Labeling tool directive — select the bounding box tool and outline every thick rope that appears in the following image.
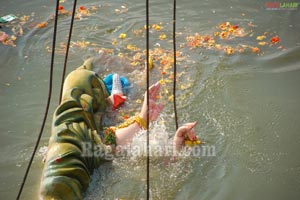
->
[173,0,179,130]
[16,0,60,199]
[145,0,150,199]
[59,0,78,104]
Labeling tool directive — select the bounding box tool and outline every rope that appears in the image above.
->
[57,0,96,169]
[145,0,150,199]
[172,0,179,130]
[16,0,60,199]
[144,0,179,198]
[59,0,78,104]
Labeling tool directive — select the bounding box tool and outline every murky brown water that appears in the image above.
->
[1,0,300,199]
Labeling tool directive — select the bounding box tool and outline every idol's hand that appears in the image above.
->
[139,82,164,122]
[173,122,198,150]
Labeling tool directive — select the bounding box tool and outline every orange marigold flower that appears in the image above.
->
[251,47,260,53]
[123,115,130,120]
[270,36,280,44]
[214,32,220,36]
[36,22,48,28]
[225,46,234,55]
[220,31,228,39]
[0,31,8,42]
[218,22,230,30]
[160,59,168,65]
[232,25,239,29]
[79,6,86,10]
[203,36,210,42]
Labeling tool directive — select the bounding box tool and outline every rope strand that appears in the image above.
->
[146,0,150,199]
[173,0,179,130]
[59,0,78,104]
[16,0,60,199]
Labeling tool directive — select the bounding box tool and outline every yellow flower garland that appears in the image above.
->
[103,115,147,146]
[117,115,147,130]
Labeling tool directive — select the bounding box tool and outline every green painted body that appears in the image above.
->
[39,60,110,200]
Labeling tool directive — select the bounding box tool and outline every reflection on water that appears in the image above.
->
[0,0,300,199]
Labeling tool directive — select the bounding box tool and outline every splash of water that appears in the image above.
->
[85,120,198,199]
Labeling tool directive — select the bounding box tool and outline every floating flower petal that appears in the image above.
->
[256,35,266,41]
[36,22,48,28]
[271,36,280,44]
[251,47,260,53]
[258,41,267,46]
[159,33,167,40]
[119,33,127,39]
